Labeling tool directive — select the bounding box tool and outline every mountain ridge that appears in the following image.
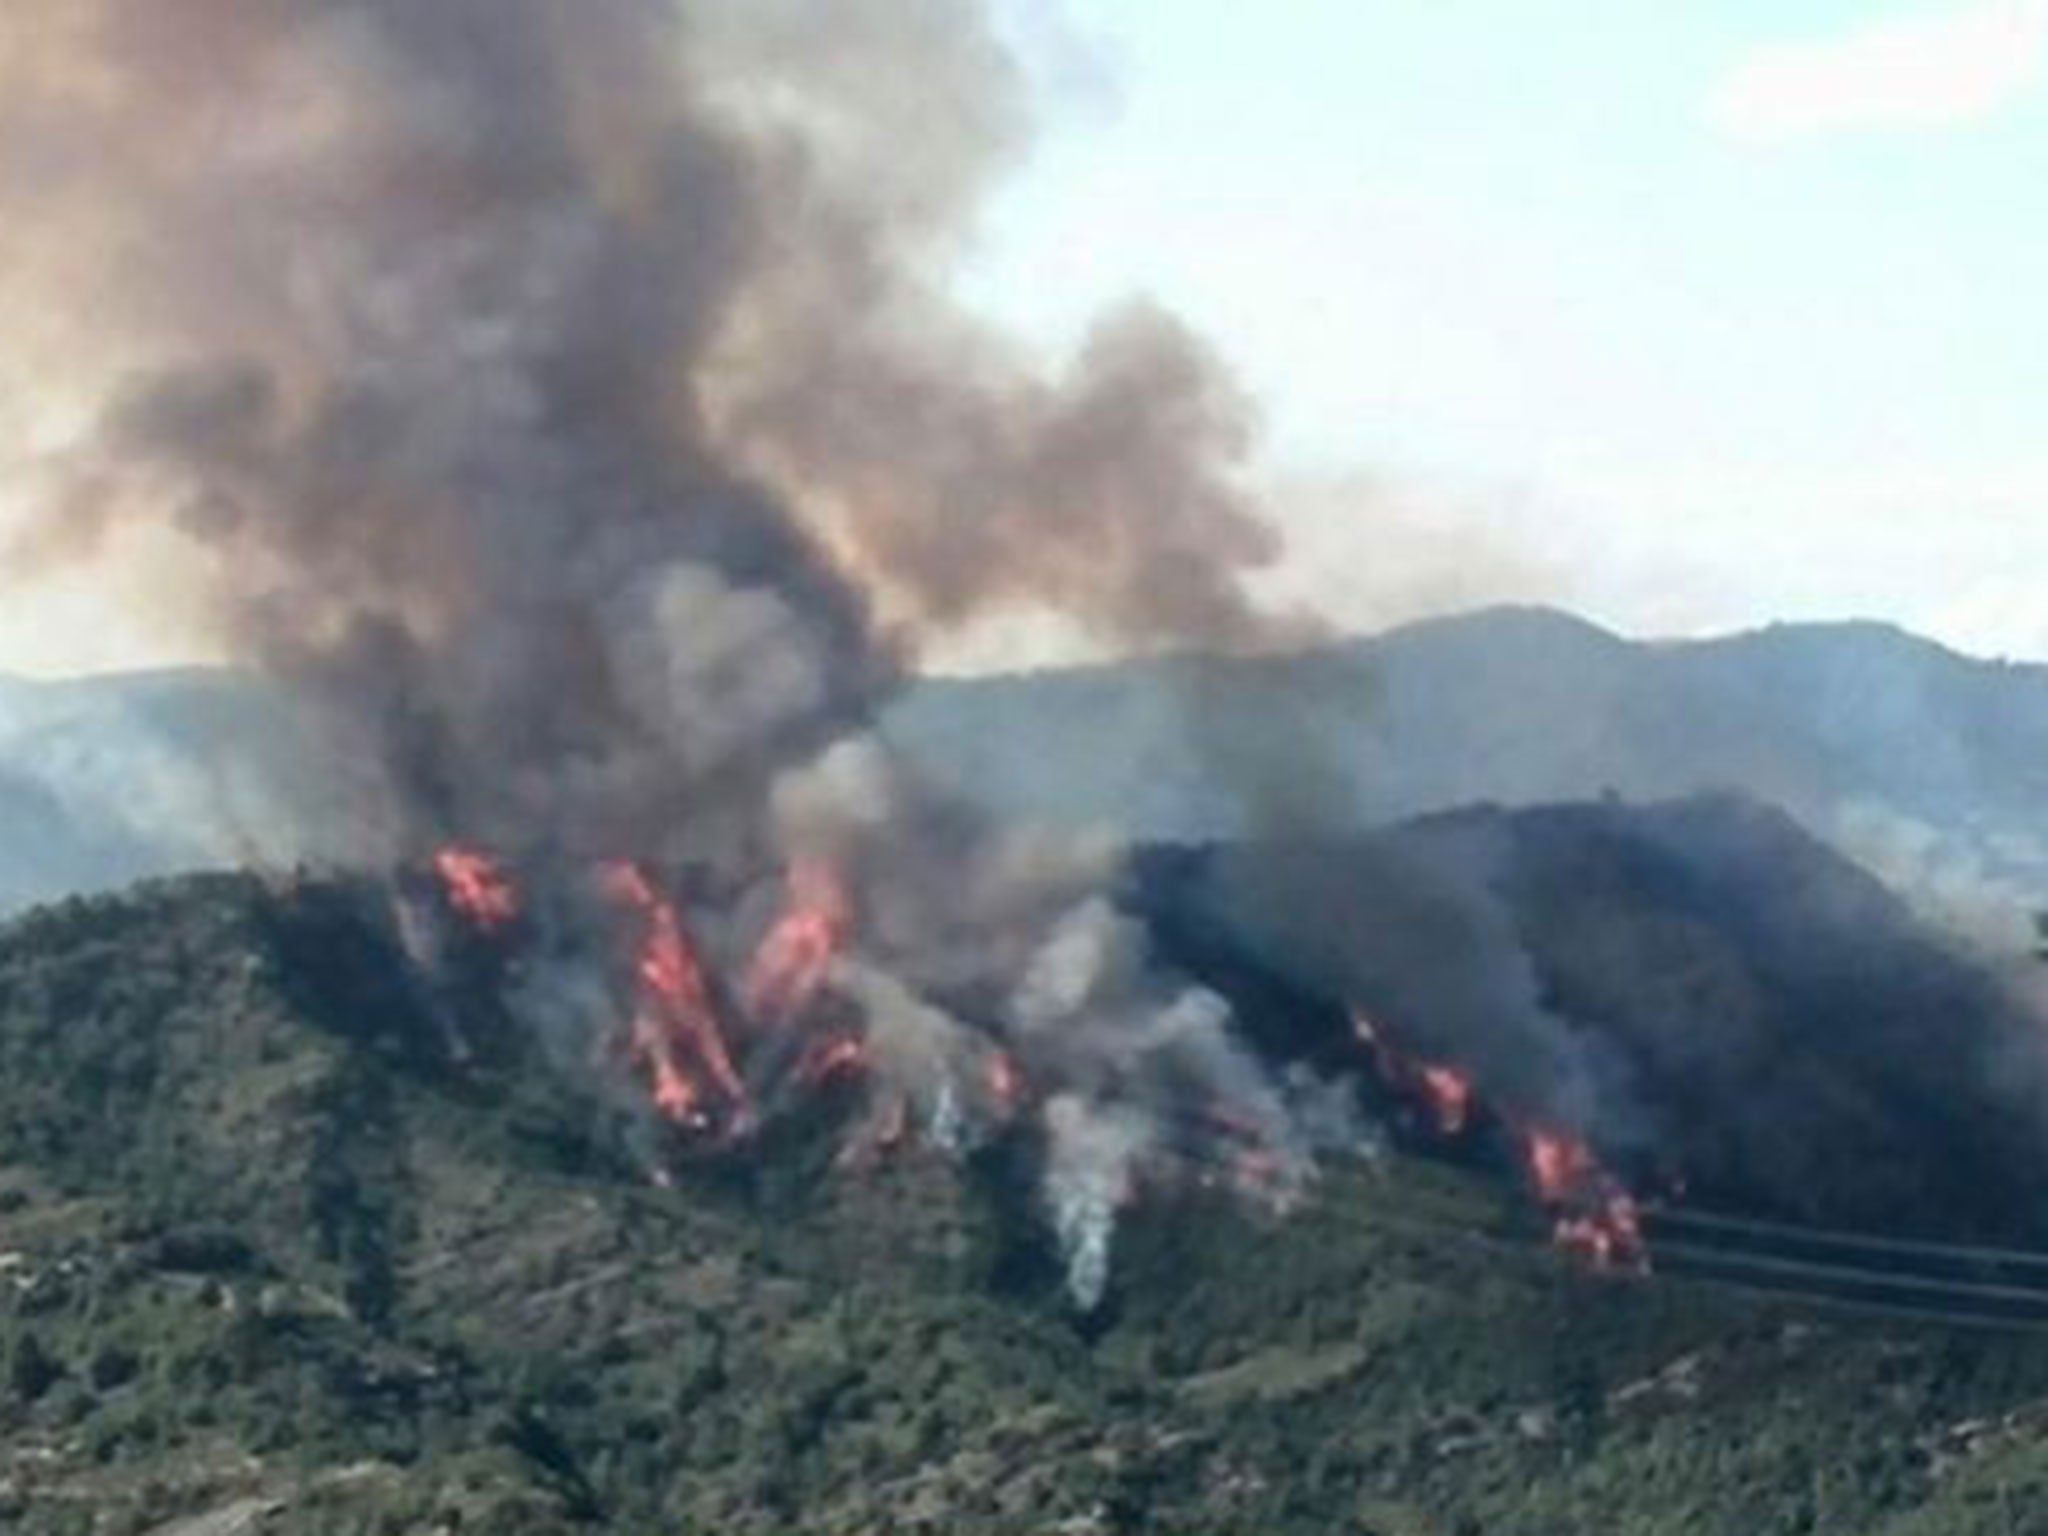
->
[6,606,2048,920]
[887,607,2048,874]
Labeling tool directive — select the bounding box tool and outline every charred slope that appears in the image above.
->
[9,874,2048,1534]
[1138,793,2048,1246]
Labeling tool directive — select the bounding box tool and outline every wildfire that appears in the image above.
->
[1519,1126,1647,1275]
[433,846,519,932]
[423,848,1652,1283]
[744,859,852,1022]
[1418,1063,1474,1136]
[1351,1009,1475,1138]
[1522,1125,1592,1201]
[425,846,865,1143]
[600,860,751,1135]
[1353,1010,1649,1275]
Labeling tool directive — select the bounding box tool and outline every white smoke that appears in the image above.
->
[1043,1093,1153,1310]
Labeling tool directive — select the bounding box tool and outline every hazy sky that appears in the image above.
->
[5,1,2048,674]
[966,0,2048,661]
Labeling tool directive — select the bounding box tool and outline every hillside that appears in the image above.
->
[8,872,2048,1533]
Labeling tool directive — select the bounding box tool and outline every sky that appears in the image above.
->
[5,1,2048,674]
[964,0,2048,662]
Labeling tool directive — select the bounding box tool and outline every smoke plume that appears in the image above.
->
[0,0,1341,1304]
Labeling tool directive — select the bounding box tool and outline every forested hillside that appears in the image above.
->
[4,875,2048,1534]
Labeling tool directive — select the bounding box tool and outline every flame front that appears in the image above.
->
[1354,1009,1649,1274]
[428,847,860,1144]
[744,859,852,1023]
[1417,1063,1474,1136]
[1352,1010,1475,1139]
[424,846,1654,1289]
[601,860,751,1136]
[1520,1126,1647,1275]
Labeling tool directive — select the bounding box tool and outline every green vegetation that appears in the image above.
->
[4,875,2048,1533]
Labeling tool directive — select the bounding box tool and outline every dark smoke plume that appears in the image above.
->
[0,0,1335,1304]
[1,0,1295,861]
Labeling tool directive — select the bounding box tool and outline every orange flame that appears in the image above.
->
[1351,1008,1474,1138]
[600,860,750,1134]
[1520,1125,1647,1275]
[1553,1211,1647,1271]
[1523,1127,1592,1202]
[1355,1010,1648,1274]
[744,859,852,1022]
[1418,1063,1474,1136]
[433,846,519,932]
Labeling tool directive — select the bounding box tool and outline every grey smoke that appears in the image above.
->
[1828,800,2048,960]
[1198,818,1623,1138]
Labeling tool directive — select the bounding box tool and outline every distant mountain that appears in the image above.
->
[887,607,2048,927]
[0,668,333,914]
[7,607,2048,920]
